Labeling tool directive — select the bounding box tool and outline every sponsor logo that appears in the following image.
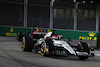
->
[79,32,97,40]
[88,32,95,37]
[10,27,14,32]
[6,32,17,36]
[6,27,17,36]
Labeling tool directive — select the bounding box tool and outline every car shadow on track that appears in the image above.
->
[43,55,99,62]
[44,55,81,61]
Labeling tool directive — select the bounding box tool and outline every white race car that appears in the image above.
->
[22,31,94,60]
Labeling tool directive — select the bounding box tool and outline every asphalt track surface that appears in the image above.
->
[0,36,100,67]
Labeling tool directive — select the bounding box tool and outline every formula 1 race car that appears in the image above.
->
[21,30,94,60]
[16,32,24,41]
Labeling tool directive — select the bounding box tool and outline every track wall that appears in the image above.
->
[0,26,97,40]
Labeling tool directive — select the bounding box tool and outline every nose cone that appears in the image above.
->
[54,40,76,55]
[61,41,76,55]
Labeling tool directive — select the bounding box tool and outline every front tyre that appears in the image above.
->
[77,42,90,60]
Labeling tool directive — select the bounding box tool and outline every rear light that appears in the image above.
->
[31,36,33,38]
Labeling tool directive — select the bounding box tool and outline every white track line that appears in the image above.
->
[95,54,100,56]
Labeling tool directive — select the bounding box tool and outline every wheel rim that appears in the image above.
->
[22,37,26,51]
[41,42,46,56]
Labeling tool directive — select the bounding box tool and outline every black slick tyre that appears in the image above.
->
[41,39,53,56]
[77,42,90,60]
[22,37,33,52]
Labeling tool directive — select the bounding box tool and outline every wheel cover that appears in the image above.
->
[41,42,46,56]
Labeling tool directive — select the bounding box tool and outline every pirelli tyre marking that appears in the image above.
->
[41,41,46,56]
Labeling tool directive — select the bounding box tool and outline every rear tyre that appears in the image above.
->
[22,37,34,52]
